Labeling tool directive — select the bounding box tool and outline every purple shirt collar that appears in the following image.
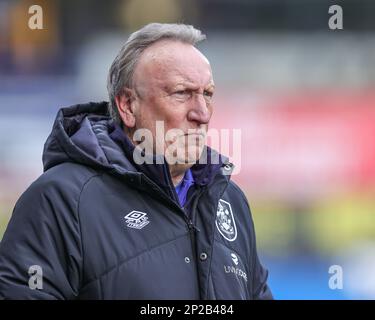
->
[175,169,195,207]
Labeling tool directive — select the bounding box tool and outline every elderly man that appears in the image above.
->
[0,23,272,300]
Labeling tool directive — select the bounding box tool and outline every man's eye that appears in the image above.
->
[173,90,191,100]
[175,90,189,95]
[203,90,214,99]
[203,90,214,101]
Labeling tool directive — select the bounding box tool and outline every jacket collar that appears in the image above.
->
[109,123,228,192]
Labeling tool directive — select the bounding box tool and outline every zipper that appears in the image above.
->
[183,185,206,299]
[183,207,200,263]
[185,213,200,298]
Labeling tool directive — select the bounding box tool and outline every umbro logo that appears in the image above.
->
[124,211,150,229]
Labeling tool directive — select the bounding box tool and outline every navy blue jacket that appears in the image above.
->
[0,102,272,300]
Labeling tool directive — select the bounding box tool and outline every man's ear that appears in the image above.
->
[115,88,137,128]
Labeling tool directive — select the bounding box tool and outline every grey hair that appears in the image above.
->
[107,23,206,124]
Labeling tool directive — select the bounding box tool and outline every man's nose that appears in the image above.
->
[187,93,212,124]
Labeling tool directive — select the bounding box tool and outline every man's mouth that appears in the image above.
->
[184,132,205,137]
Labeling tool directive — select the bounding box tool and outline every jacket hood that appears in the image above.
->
[42,101,136,173]
[43,101,232,187]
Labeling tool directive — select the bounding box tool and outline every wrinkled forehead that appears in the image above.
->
[133,40,214,88]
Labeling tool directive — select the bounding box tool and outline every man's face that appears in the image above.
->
[128,40,214,167]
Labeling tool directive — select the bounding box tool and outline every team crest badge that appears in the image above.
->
[215,199,237,241]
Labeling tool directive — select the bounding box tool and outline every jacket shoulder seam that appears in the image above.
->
[76,172,104,292]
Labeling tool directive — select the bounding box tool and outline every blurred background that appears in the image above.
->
[1,0,375,299]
